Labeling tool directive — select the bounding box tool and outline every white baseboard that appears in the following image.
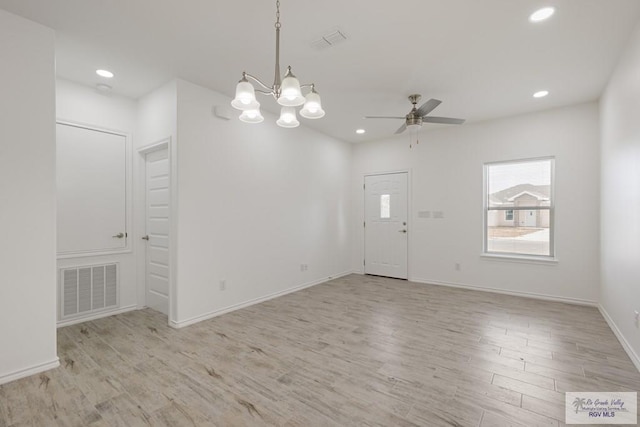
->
[410,277,598,307]
[57,304,138,328]
[170,271,354,329]
[0,358,60,386]
[598,304,640,372]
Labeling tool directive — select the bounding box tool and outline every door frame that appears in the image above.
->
[137,138,176,326]
[362,169,411,279]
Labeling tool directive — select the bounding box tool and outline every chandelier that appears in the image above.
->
[230,0,325,128]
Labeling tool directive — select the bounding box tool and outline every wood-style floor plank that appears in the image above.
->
[2,274,640,426]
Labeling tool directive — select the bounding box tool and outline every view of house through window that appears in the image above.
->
[485,158,554,257]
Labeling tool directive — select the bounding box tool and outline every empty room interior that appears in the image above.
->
[2,0,640,425]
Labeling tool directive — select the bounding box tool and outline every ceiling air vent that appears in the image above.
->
[310,28,348,50]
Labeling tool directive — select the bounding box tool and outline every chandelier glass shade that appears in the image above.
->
[278,69,306,107]
[300,87,325,119]
[231,78,260,111]
[276,106,300,128]
[239,107,264,124]
[231,0,324,127]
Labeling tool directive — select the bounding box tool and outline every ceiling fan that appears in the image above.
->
[365,94,465,135]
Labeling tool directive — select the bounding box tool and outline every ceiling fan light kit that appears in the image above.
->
[231,0,325,128]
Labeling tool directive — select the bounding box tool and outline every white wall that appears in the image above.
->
[352,102,601,304]
[136,80,177,150]
[135,80,177,320]
[57,79,137,132]
[600,22,640,367]
[172,79,352,327]
[55,79,139,323]
[0,10,58,384]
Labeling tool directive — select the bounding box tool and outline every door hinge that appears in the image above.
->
[363,259,366,266]
[363,183,365,190]
[363,221,366,228]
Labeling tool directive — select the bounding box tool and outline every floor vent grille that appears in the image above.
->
[61,263,118,318]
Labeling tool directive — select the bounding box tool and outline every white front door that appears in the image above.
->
[524,210,536,227]
[364,172,408,279]
[144,148,170,315]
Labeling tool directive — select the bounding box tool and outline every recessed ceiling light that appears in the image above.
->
[96,69,114,78]
[356,129,366,134]
[529,7,555,23]
[533,90,549,98]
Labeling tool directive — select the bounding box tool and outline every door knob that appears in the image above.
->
[398,229,407,233]
[141,235,149,241]
[112,232,125,239]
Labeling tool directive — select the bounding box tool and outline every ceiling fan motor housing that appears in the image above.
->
[406,112,422,127]
[406,94,423,126]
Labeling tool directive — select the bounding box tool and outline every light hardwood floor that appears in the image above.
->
[1,274,639,426]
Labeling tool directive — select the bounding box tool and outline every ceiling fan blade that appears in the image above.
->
[394,123,407,134]
[364,116,406,119]
[416,98,442,117]
[422,116,466,125]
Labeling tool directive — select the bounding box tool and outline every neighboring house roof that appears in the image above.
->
[489,184,550,205]
[507,190,549,202]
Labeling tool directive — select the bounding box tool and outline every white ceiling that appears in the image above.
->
[2,0,639,143]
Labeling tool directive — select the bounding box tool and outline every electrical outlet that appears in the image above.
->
[220,279,226,291]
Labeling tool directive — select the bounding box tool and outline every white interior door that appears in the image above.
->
[144,148,170,315]
[56,123,127,254]
[364,172,408,279]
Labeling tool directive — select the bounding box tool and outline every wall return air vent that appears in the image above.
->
[60,263,118,319]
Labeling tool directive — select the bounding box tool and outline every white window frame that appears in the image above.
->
[483,157,555,261]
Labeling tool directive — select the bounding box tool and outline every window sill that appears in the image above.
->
[480,253,558,265]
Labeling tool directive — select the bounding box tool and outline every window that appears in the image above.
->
[380,194,391,219]
[484,158,554,258]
